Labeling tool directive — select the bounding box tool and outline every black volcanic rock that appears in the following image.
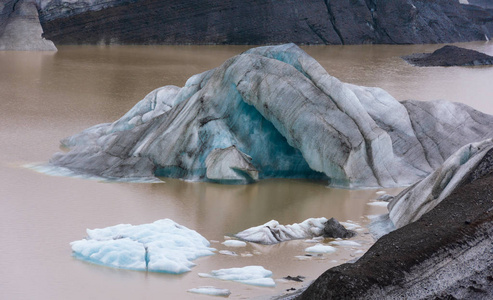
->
[298,172,493,300]
[323,218,356,239]
[403,45,493,66]
[37,0,489,45]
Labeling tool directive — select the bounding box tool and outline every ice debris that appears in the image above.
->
[367,201,390,207]
[305,244,337,254]
[329,240,362,247]
[70,219,215,274]
[188,286,232,297]
[198,266,276,287]
[219,250,238,256]
[221,240,247,247]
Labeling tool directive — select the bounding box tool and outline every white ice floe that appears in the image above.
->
[222,240,247,247]
[70,219,215,274]
[188,286,232,297]
[235,218,327,244]
[367,201,389,207]
[305,244,337,254]
[198,266,276,287]
[329,240,361,247]
[376,191,387,195]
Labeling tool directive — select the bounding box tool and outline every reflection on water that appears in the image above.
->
[1,41,492,300]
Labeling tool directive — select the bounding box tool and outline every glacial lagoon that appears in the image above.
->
[1,42,492,299]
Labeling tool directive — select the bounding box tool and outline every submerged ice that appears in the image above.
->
[188,286,232,297]
[198,266,276,287]
[48,44,493,188]
[70,219,215,273]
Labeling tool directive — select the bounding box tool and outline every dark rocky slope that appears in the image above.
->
[403,45,493,66]
[468,0,493,9]
[461,3,493,37]
[37,0,489,45]
[297,151,493,299]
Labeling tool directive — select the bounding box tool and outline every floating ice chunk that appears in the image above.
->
[222,240,247,247]
[376,191,387,195]
[198,266,276,287]
[188,286,232,297]
[241,253,253,257]
[219,250,238,256]
[304,239,322,243]
[295,255,312,260]
[367,201,389,207]
[70,219,215,274]
[330,240,362,247]
[305,244,337,254]
[235,218,327,244]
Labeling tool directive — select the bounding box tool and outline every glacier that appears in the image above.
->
[70,219,216,273]
[198,266,276,287]
[48,43,493,188]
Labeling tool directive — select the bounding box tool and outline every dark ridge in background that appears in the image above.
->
[38,0,490,45]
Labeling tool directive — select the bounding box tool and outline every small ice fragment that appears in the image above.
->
[305,244,337,253]
[219,250,238,256]
[330,240,361,247]
[376,191,386,195]
[224,236,231,240]
[295,255,311,260]
[222,240,247,247]
[304,239,320,243]
[188,286,231,297]
[339,222,361,231]
[198,266,275,287]
[367,201,389,207]
[241,253,253,257]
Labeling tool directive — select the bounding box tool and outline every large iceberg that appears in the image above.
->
[48,44,493,188]
[70,219,216,273]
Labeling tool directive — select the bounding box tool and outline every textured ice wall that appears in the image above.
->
[388,139,493,228]
[49,44,493,188]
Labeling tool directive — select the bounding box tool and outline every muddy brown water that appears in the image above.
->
[1,41,492,299]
